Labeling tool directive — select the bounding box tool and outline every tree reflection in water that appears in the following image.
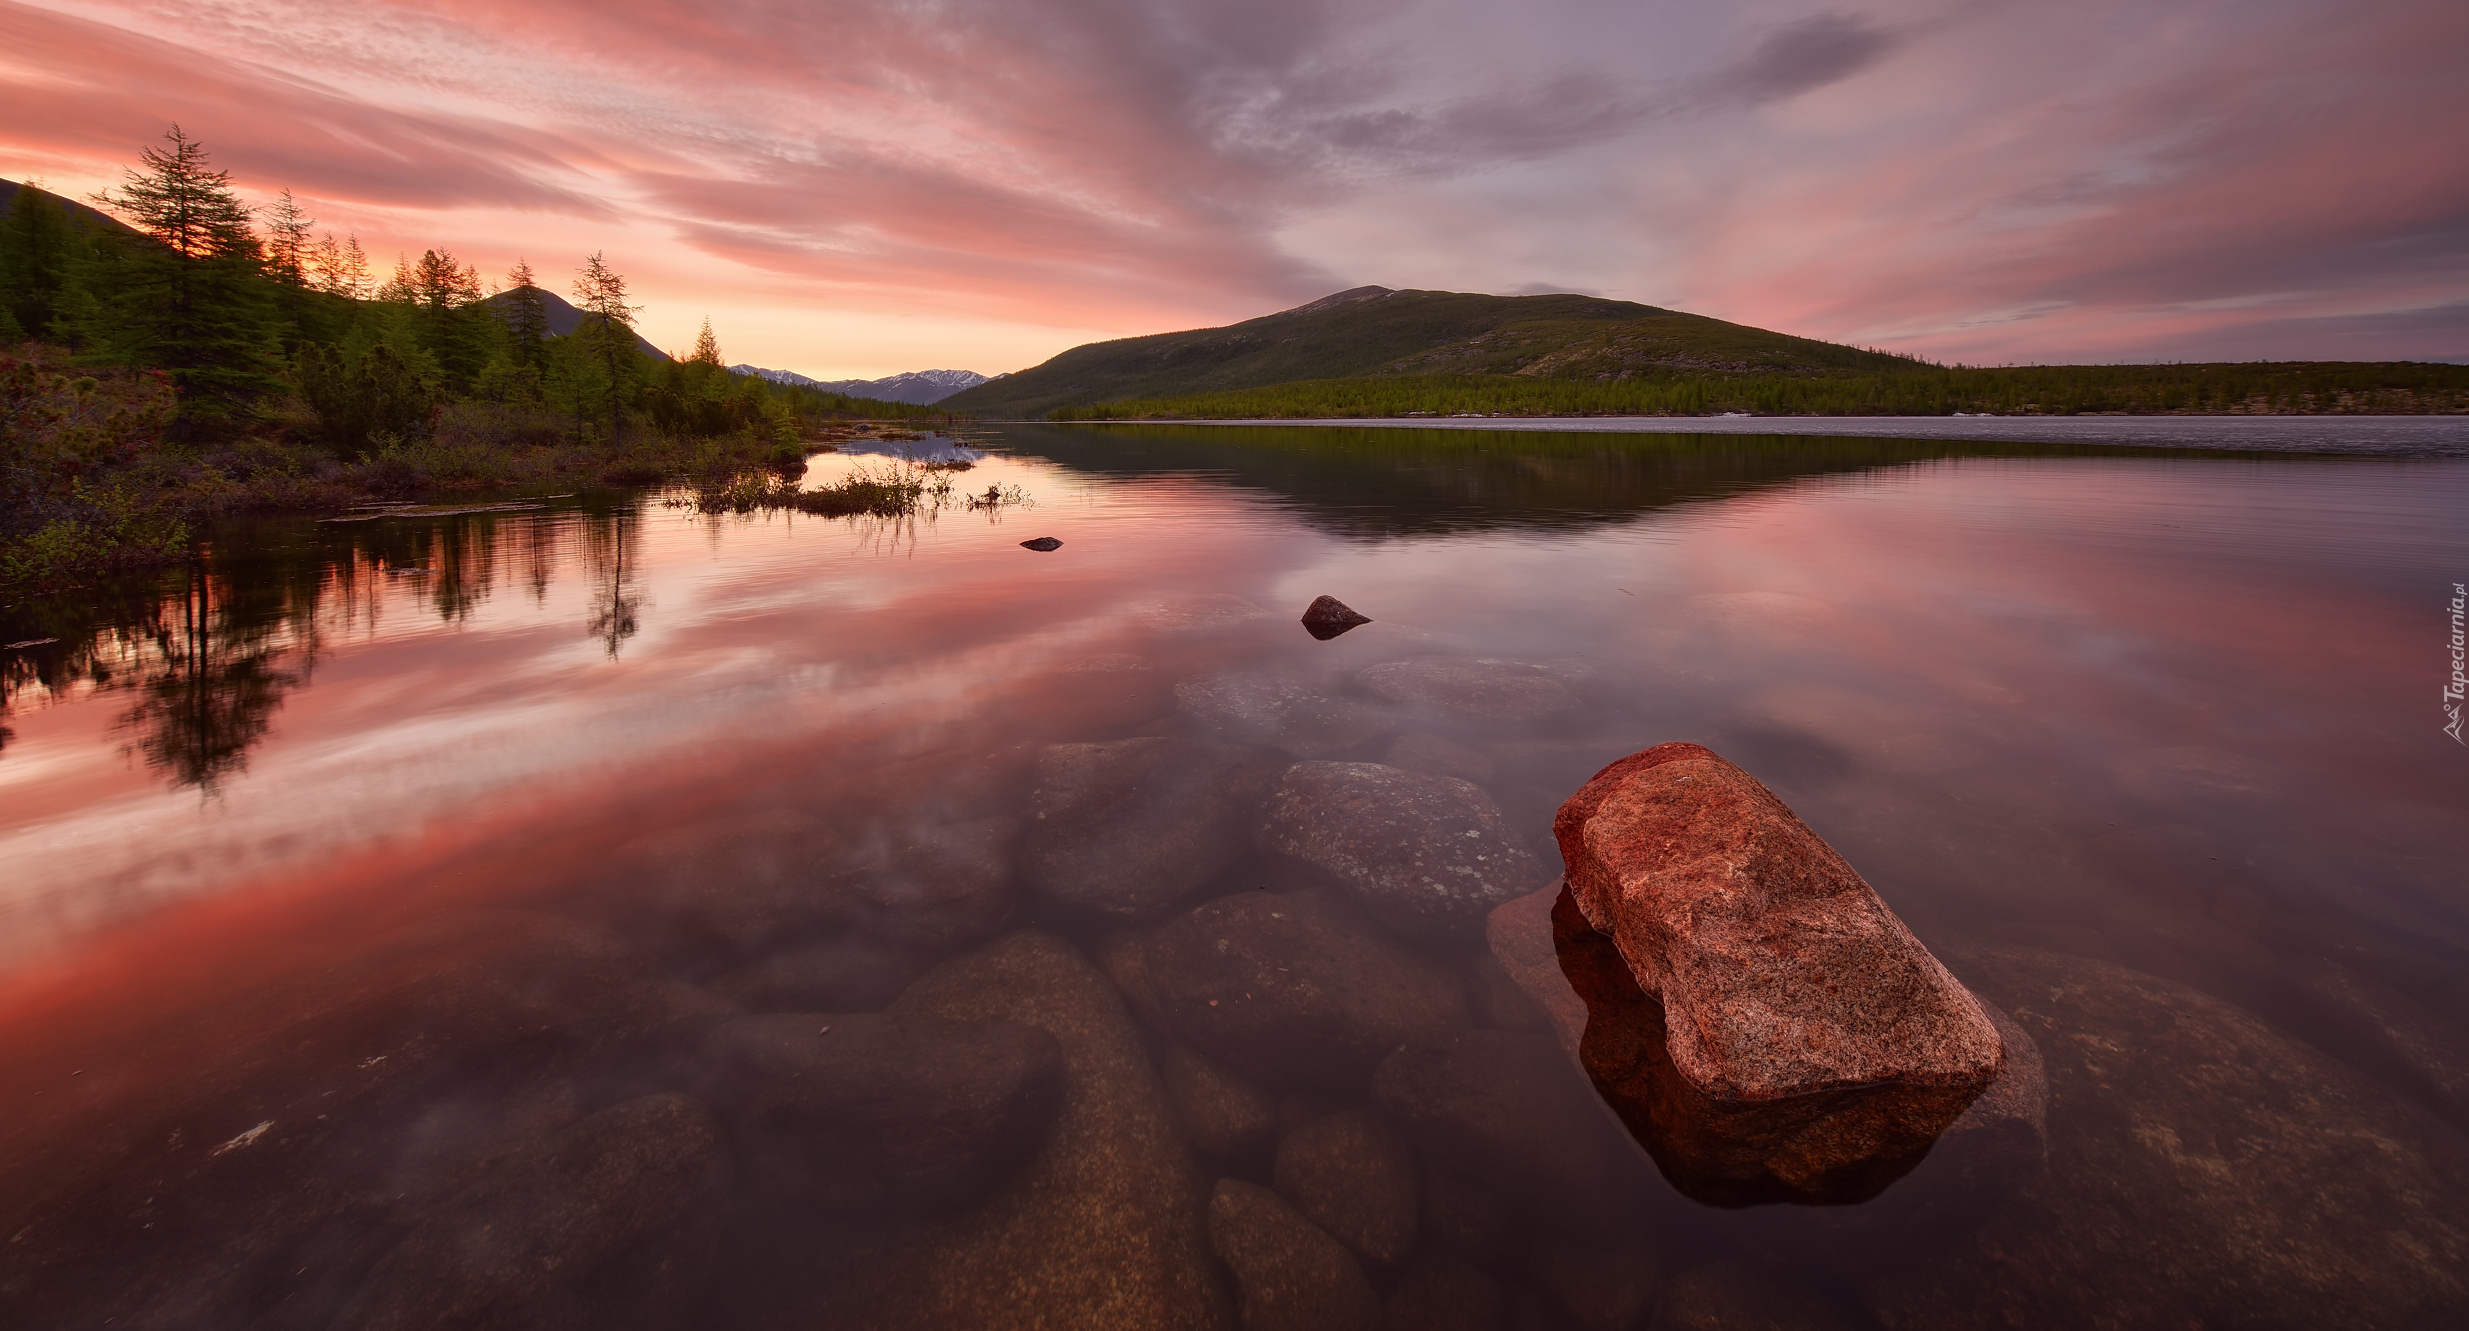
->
[1,496,648,791]
[116,557,318,793]
[584,505,643,657]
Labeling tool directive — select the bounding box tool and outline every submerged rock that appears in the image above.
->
[1652,1261,1862,1331]
[1485,881,1590,1059]
[1301,595,1374,640]
[706,934,937,1012]
[691,1011,1064,1214]
[598,809,853,956]
[1163,1042,1280,1160]
[1385,731,1497,783]
[1527,1237,1662,1331]
[1551,743,2003,1203]
[1865,943,2469,1330]
[1419,1165,1523,1268]
[834,815,1022,947]
[2288,955,2469,1121]
[1021,737,1280,919]
[822,931,1230,1330]
[1176,671,1391,757]
[1387,1252,1510,1331]
[1104,889,1471,1090]
[1372,1030,1645,1233]
[1355,658,1583,722]
[1208,1179,1385,1331]
[0,909,732,1331]
[331,1093,730,1331]
[1272,1109,1420,1266]
[1257,762,1543,943]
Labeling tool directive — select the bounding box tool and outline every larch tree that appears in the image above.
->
[259,189,315,334]
[308,233,371,300]
[261,190,313,287]
[572,252,641,445]
[688,317,721,367]
[500,259,551,369]
[87,125,281,421]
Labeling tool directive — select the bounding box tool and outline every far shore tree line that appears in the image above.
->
[1,126,936,597]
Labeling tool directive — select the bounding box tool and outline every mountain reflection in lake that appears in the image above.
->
[2,426,2465,1330]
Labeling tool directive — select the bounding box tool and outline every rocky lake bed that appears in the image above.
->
[3,425,2465,1327]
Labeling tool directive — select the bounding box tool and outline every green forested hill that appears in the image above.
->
[945,284,2469,420]
[940,286,1917,418]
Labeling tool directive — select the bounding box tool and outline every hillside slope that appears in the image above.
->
[1,179,145,239]
[480,288,669,360]
[939,286,1913,417]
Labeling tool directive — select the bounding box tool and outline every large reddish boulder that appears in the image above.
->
[1547,743,2006,1203]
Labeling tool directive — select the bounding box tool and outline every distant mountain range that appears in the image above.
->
[729,366,991,405]
[936,286,1915,418]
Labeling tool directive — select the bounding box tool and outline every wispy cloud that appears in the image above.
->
[3,0,2463,373]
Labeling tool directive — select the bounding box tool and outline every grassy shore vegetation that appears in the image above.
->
[1,127,941,600]
[1050,361,2469,421]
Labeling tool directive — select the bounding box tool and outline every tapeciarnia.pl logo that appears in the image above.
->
[2447,582,2466,744]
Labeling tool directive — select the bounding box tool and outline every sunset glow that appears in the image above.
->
[5,0,2465,376]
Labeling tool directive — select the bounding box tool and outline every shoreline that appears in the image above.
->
[1054,413,2469,457]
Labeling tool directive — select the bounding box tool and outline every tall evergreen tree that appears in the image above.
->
[1,182,84,341]
[688,317,721,367]
[499,259,550,370]
[259,188,316,338]
[261,189,313,287]
[87,126,282,420]
[308,232,369,299]
[572,252,640,445]
[403,247,488,387]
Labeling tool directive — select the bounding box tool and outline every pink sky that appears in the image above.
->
[4,0,2464,378]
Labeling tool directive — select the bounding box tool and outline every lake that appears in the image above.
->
[3,422,2466,1329]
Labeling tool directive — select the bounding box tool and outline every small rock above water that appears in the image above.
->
[1258,762,1543,943]
[1208,1179,1384,1331]
[691,1011,1064,1214]
[331,1093,730,1331]
[1356,658,1584,722]
[1020,536,1063,551]
[1021,737,1280,919]
[1552,743,2003,1200]
[1301,595,1374,640]
[1176,671,1391,756]
[1105,889,1471,1089]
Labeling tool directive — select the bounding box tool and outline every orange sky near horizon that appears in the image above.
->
[4,0,2466,379]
